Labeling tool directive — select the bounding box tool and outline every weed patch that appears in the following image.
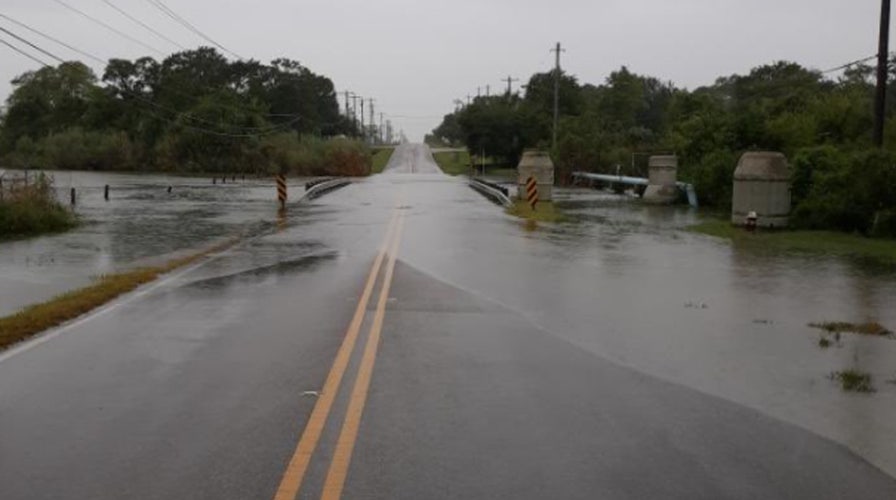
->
[809,321,893,337]
[829,369,875,393]
[507,200,567,223]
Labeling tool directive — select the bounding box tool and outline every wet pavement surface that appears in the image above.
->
[1,144,895,499]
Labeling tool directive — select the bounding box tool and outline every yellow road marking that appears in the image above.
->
[272,210,399,500]
[320,212,405,500]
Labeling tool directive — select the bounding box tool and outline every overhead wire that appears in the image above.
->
[3,11,306,124]
[51,0,166,56]
[821,55,878,74]
[0,36,50,66]
[0,28,304,138]
[99,0,186,50]
[143,0,242,59]
[0,12,106,65]
[0,25,65,63]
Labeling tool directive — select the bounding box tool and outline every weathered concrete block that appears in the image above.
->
[643,155,678,204]
[517,150,554,201]
[731,151,791,228]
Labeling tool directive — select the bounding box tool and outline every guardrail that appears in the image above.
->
[468,178,512,207]
[301,178,352,201]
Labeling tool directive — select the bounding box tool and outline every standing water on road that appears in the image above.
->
[399,177,896,477]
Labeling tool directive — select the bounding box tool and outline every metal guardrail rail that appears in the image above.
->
[468,178,512,207]
[300,178,352,201]
[571,171,698,208]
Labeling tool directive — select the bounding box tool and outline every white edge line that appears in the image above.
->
[0,253,221,364]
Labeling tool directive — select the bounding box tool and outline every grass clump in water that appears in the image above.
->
[0,239,234,351]
[507,200,567,223]
[809,321,893,337]
[0,174,77,239]
[829,369,875,393]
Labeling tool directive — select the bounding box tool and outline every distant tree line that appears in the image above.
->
[0,47,369,176]
[428,60,896,237]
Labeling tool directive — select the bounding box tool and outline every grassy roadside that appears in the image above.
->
[506,200,567,223]
[432,150,471,175]
[689,219,896,266]
[0,238,235,351]
[370,147,395,174]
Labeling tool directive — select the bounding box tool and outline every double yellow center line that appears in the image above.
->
[274,208,405,500]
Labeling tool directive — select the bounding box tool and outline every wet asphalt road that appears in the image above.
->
[1,144,896,499]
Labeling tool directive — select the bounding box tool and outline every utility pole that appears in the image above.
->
[874,0,891,147]
[477,86,481,98]
[486,84,490,97]
[368,98,375,143]
[350,93,359,134]
[379,112,384,143]
[466,94,472,105]
[551,41,565,150]
[344,91,350,119]
[503,75,519,95]
[360,98,365,140]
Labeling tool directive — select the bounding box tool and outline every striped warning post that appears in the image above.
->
[525,176,538,210]
[276,174,287,208]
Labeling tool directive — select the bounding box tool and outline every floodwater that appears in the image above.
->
[1,161,895,478]
[0,170,298,316]
[398,179,896,477]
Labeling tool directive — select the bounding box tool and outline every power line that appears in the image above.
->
[99,0,186,50]
[143,0,242,59]
[0,25,64,63]
[0,36,50,66]
[0,12,106,64]
[822,54,877,74]
[0,13,297,121]
[0,28,300,138]
[51,0,166,56]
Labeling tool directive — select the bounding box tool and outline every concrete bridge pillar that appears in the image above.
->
[732,151,791,228]
[643,155,678,204]
[517,150,554,201]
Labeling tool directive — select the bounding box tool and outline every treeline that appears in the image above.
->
[0,47,370,176]
[429,61,896,237]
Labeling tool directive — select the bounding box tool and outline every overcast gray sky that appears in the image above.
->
[0,0,890,140]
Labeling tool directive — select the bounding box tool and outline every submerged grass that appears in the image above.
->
[0,239,234,351]
[830,369,875,393]
[506,200,568,223]
[689,219,896,267]
[809,321,893,337]
[370,147,395,174]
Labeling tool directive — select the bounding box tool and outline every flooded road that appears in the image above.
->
[1,144,895,499]
[0,171,303,315]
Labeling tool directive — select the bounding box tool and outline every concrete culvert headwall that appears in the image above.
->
[517,150,554,201]
[643,155,678,204]
[731,151,791,228]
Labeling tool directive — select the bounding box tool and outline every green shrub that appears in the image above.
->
[792,149,896,236]
[680,149,737,208]
[790,146,847,205]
